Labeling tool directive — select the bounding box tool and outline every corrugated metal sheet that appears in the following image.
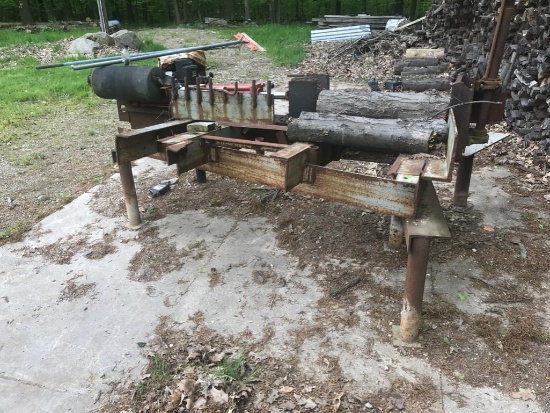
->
[311,25,371,43]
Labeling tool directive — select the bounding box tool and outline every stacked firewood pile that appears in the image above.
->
[419,0,550,147]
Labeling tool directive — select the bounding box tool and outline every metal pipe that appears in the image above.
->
[36,49,177,69]
[400,237,430,342]
[71,40,244,70]
[119,161,142,228]
[453,155,474,208]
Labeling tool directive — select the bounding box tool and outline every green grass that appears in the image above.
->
[0,29,166,139]
[210,353,260,385]
[215,24,310,66]
[0,28,91,47]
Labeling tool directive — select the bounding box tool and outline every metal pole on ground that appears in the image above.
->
[400,237,430,342]
[119,162,142,228]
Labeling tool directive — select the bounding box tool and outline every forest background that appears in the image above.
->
[2,0,433,27]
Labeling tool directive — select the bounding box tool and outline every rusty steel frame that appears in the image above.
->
[112,84,460,344]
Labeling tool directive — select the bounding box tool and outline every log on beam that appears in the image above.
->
[316,91,449,119]
[394,58,440,74]
[401,65,445,76]
[402,76,451,92]
[287,112,448,154]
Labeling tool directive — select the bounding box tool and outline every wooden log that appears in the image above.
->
[405,48,445,59]
[287,112,448,154]
[394,58,440,74]
[316,90,449,119]
[402,76,451,92]
[401,65,445,76]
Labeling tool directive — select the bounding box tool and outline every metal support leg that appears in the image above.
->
[400,237,430,342]
[388,215,404,250]
[195,169,207,183]
[119,161,142,228]
[453,155,474,208]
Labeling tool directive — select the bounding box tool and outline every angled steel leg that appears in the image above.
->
[119,161,143,228]
[453,155,474,208]
[400,237,430,342]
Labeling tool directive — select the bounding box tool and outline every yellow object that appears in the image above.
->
[158,50,206,70]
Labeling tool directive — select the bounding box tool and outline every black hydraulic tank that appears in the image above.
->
[89,66,167,103]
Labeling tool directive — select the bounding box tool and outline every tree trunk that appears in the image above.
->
[287,112,447,154]
[62,0,74,20]
[41,0,55,21]
[394,0,404,15]
[335,0,341,14]
[402,77,451,92]
[409,0,418,19]
[244,0,250,20]
[172,0,181,24]
[224,0,234,20]
[316,91,449,119]
[182,0,187,23]
[404,48,444,59]
[18,0,34,25]
[394,57,440,74]
[401,65,445,76]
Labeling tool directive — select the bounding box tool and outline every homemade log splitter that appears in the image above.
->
[86,1,514,343]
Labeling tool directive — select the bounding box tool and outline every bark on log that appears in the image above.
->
[405,48,445,59]
[394,58,440,74]
[401,65,445,76]
[316,90,449,119]
[287,112,448,154]
[402,76,451,92]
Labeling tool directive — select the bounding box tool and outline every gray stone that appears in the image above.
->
[111,29,140,49]
[82,31,115,46]
[68,38,99,56]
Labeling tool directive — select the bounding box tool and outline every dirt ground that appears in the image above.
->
[1,28,550,412]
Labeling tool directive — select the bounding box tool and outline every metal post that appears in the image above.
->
[96,0,109,33]
[400,237,430,342]
[453,155,474,208]
[388,215,404,250]
[119,162,142,228]
[195,169,207,183]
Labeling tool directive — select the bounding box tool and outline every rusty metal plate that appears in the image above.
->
[294,166,418,218]
[421,109,458,182]
[115,120,192,164]
[201,143,310,192]
[172,88,274,124]
[404,181,451,252]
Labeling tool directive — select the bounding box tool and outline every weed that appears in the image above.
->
[0,220,29,241]
[59,192,72,204]
[87,129,98,137]
[89,173,104,184]
[210,353,260,386]
[140,36,165,53]
[135,355,173,399]
[19,152,46,166]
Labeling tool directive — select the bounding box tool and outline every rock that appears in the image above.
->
[68,38,99,56]
[204,17,228,26]
[82,32,115,46]
[111,29,140,49]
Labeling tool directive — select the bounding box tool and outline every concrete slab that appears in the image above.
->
[0,159,546,412]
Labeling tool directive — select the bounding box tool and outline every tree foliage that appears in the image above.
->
[0,0,432,25]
